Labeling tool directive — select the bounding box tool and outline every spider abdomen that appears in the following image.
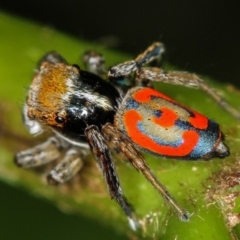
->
[115,87,229,160]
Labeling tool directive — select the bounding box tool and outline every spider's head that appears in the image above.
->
[25,60,121,142]
[26,62,77,129]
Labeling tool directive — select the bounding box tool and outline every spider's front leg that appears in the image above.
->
[102,123,190,222]
[15,136,67,168]
[135,68,240,119]
[15,135,85,184]
[85,125,139,230]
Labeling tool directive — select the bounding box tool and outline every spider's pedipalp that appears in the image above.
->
[47,147,84,185]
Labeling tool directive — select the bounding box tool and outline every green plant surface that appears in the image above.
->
[1,11,240,239]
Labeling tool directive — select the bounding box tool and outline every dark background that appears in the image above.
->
[1,0,240,86]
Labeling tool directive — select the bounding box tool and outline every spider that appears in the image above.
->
[15,42,239,230]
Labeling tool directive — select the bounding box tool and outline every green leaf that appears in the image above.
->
[1,11,240,239]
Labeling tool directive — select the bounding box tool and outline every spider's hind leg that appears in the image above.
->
[136,68,240,119]
[108,42,165,78]
[108,42,165,89]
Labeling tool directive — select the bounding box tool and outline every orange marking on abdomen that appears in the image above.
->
[153,107,178,128]
[189,111,208,130]
[124,109,199,157]
[133,88,173,103]
[133,88,209,130]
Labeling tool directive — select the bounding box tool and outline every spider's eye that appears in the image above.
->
[55,116,65,124]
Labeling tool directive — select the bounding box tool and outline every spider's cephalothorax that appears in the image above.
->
[27,59,121,143]
[15,43,239,230]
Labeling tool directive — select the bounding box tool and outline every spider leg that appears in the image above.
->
[102,123,190,222]
[14,136,69,168]
[108,42,165,90]
[85,125,139,230]
[47,147,85,185]
[37,51,68,67]
[136,67,240,119]
[82,50,107,76]
[108,42,165,78]
[135,42,165,68]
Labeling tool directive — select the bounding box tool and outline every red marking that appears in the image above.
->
[133,88,209,130]
[133,88,173,103]
[189,111,208,130]
[124,109,199,157]
[153,107,177,128]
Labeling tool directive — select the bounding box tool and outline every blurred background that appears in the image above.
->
[0,1,240,239]
[1,0,240,86]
